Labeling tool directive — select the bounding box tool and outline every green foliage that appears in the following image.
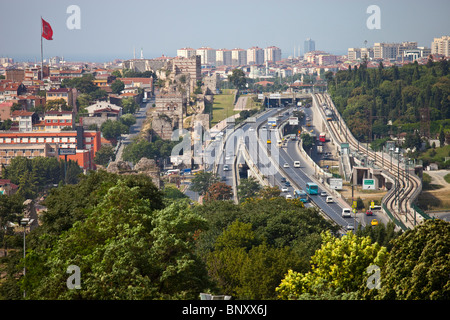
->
[121,136,179,164]
[328,59,450,141]
[206,221,303,299]
[2,157,82,198]
[22,182,209,299]
[110,79,124,94]
[93,145,115,166]
[100,119,129,140]
[378,219,450,300]
[237,177,261,201]
[300,133,314,151]
[228,69,247,90]
[276,231,388,299]
[189,171,219,196]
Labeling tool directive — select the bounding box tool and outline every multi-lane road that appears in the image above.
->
[211,105,361,232]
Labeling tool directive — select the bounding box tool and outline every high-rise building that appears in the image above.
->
[264,46,281,63]
[177,48,196,59]
[304,38,315,54]
[231,48,247,66]
[216,49,232,66]
[431,36,450,57]
[247,47,264,65]
[373,42,418,60]
[196,47,216,65]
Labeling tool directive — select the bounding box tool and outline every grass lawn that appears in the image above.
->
[211,89,239,125]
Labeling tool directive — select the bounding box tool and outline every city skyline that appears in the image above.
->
[1,0,449,62]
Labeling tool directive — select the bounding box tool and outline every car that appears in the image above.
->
[346,224,354,231]
[286,194,293,199]
[223,164,230,171]
[284,181,291,187]
[221,176,227,181]
[326,196,333,203]
[371,219,379,226]
[342,208,352,218]
[249,127,255,132]
[262,126,267,130]
[267,140,271,144]
[281,186,289,192]
[366,210,373,216]
[280,177,286,183]
[320,191,328,197]
[283,163,289,168]
[294,161,301,167]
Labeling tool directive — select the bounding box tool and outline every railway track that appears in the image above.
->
[312,93,423,229]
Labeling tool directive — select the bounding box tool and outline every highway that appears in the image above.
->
[314,93,423,230]
[211,105,358,231]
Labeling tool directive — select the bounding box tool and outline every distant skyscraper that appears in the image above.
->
[304,38,315,54]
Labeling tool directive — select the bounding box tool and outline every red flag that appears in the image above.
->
[41,18,53,40]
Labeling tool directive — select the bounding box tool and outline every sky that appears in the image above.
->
[1,0,449,62]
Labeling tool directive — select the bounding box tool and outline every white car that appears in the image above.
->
[326,196,334,203]
[281,186,289,192]
[249,127,255,132]
[294,161,301,168]
[320,191,328,197]
[223,164,230,171]
[283,163,289,168]
[342,208,352,218]
[286,194,293,199]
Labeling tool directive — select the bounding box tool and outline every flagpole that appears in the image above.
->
[40,16,44,81]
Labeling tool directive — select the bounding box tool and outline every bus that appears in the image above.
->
[319,133,326,143]
[306,182,318,195]
[294,190,309,203]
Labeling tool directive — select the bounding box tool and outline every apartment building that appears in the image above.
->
[216,49,232,66]
[0,129,101,170]
[431,36,450,57]
[44,111,74,132]
[11,110,35,132]
[196,47,216,65]
[373,42,418,60]
[46,88,76,108]
[231,48,247,66]
[177,48,197,59]
[264,46,282,63]
[247,47,264,65]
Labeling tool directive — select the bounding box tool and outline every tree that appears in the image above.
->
[276,231,388,299]
[206,221,301,299]
[378,219,450,300]
[237,177,261,201]
[121,97,138,114]
[228,69,247,90]
[22,183,210,299]
[111,79,125,95]
[439,128,445,147]
[100,120,129,140]
[190,171,219,196]
[258,185,281,199]
[206,182,233,201]
[300,133,314,151]
[94,145,115,166]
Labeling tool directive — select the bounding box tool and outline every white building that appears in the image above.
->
[177,48,197,59]
[216,49,232,66]
[196,47,216,65]
[247,47,264,65]
[231,48,247,66]
[431,36,450,57]
[264,46,282,63]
